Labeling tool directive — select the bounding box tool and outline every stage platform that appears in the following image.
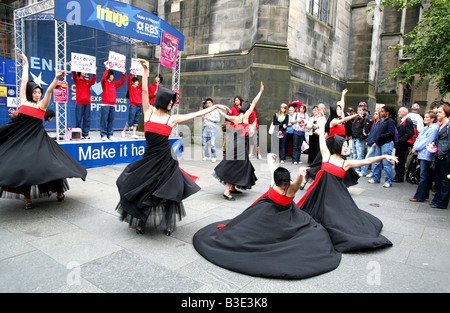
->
[52,131,182,168]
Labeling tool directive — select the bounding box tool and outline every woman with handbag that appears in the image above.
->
[430,104,450,209]
[271,103,288,163]
[305,105,322,165]
[409,111,439,202]
[290,104,308,164]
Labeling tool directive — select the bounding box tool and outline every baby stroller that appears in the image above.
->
[406,155,420,184]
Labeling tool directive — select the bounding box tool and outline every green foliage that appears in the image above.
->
[376,0,450,96]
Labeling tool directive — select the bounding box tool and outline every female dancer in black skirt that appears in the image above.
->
[0,54,87,209]
[193,153,341,279]
[214,82,264,200]
[116,60,229,236]
[297,114,396,252]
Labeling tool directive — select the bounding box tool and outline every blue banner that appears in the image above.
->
[0,58,18,125]
[21,20,132,131]
[60,138,182,168]
[55,0,184,50]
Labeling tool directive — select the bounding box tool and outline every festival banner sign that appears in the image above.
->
[55,0,184,50]
[160,32,179,70]
[60,138,182,168]
[71,52,96,74]
[54,81,68,103]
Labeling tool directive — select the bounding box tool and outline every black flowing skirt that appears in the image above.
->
[214,128,256,189]
[298,164,392,252]
[193,192,341,279]
[116,131,200,231]
[0,113,87,199]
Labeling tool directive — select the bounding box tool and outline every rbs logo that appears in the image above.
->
[136,21,159,36]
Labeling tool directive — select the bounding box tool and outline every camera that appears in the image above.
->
[202,100,207,109]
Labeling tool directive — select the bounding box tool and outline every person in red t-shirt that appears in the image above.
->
[100,65,125,140]
[149,74,162,105]
[122,72,142,139]
[222,96,243,157]
[69,61,96,139]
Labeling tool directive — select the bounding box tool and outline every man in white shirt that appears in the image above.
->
[202,98,220,162]
[407,103,424,133]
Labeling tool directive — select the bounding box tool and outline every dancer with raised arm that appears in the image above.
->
[193,153,341,279]
[116,59,229,236]
[214,82,264,201]
[0,54,87,209]
[297,112,396,252]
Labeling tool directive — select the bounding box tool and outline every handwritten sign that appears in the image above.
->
[71,53,96,74]
[107,51,126,73]
[130,58,149,76]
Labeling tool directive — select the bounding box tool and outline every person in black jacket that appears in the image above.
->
[271,103,289,163]
[369,106,397,188]
[394,107,415,182]
[352,103,371,175]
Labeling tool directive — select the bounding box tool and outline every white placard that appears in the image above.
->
[107,51,126,73]
[130,58,149,76]
[71,53,96,74]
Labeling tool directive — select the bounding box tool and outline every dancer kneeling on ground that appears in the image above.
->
[116,59,230,236]
[193,153,341,279]
[297,112,396,252]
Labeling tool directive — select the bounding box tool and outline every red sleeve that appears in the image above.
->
[127,73,132,88]
[87,74,96,86]
[71,71,78,84]
[101,69,108,88]
[115,72,126,87]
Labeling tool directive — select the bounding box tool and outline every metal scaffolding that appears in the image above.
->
[13,0,181,140]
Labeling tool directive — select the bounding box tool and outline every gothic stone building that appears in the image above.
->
[150,0,445,127]
[2,0,446,129]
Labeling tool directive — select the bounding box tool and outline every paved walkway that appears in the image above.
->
[1,143,449,293]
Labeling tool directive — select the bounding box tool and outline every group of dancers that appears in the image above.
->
[0,55,396,279]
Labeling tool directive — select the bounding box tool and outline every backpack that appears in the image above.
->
[402,118,418,146]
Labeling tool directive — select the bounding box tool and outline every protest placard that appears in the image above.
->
[130,58,149,76]
[107,51,126,72]
[70,53,96,74]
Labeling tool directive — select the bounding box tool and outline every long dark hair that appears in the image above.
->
[325,104,340,134]
[234,96,244,107]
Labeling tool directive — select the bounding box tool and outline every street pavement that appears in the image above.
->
[1,136,449,294]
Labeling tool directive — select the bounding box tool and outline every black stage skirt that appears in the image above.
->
[298,163,392,252]
[0,113,87,199]
[214,128,256,189]
[116,131,200,232]
[193,188,341,279]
